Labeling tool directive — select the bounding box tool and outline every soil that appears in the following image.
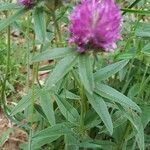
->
[0,110,27,150]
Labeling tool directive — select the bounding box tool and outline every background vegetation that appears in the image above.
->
[0,0,150,149]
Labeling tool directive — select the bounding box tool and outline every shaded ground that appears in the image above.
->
[0,110,27,150]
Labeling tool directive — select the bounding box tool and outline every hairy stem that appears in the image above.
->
[1,21,11,110]
[51,11,62,45]
[26,13,30,91]
[79,85,87,134]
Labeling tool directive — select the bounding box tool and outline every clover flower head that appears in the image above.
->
[18,0,32,8]
[69,0,122,52]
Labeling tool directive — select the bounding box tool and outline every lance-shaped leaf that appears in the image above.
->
[32,47,72,62]
[33,8,46,43]
[119,107,144,150]
[32,123,71,148]
[45,54,78,90]
[38,90,55,125]
[0,8,27,31]
[11,87,40,115]
[55,95,79,124]
[95,83,141,112]
[94,60,129,82]
[0,2,22,11]
[78,54,94,94]
[86,93,113,135]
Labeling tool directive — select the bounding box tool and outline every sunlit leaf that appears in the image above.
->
[78,54,94,94]
[32,47,73,62]
[0,8,27,31]
[45,54,78,90]
[95,83,141,112]
[94,60,129,82]
[55,95,79,124]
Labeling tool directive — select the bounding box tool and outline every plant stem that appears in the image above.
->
[26,13,30,91]
[121,59,134,93]
[6,26,11,80]
[1,23,11,110]
[137,63,149,97]
[35,44,43,88]
[51,11,62,45]
[71,71,88,134]
[79,85,87,134]
[25,13,35,150]
[27,67,36,150]
[28,128,32,150]
[118,122,130,150]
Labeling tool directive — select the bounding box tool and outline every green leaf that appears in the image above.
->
[121,8,150,16]
[11,87,40,116]
[127,83,140,99]
[32,135,59,148]
[34,103,47,119]
[93,140,117,150]
[120,107,144,150]
[95,84,141,112]
[45,54,78,90]
[65,134,79,150]
[143,43,150,52]
[142,43,150,56]
[78,54,94,94]
[32,123,71,145]
[100,111,127,134]
[0,3,22,11]
[32,47,73,62]
[85,110,101,129]
[122,0,141,15]
[118,65,128,81]
[140,105,150,128]
[0,8,27,31]
[0,128,13,146]
[33,7,46,43]
[55,95,79,124]
[38,90,55,125]
[135,23,150,38]
[11,92,32,116]
[94,60,129,82]
[79,142,101,149]
[116,53,135,60]
[60,90,80,100]
[86,93,113,135]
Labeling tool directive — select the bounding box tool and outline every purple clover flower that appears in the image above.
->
[17,0,32,8]
[69,0,122,52]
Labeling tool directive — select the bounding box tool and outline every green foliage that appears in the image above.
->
[45,52,78,90]
[95,83,141,112]
[0,8,27,31]
[0,0,150,150]
[94,59,129,82]
[37,89,56,125]
[33,7,46,43]
[78,54,94,94]
[86,93,113,135]
[55,94,79,124]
